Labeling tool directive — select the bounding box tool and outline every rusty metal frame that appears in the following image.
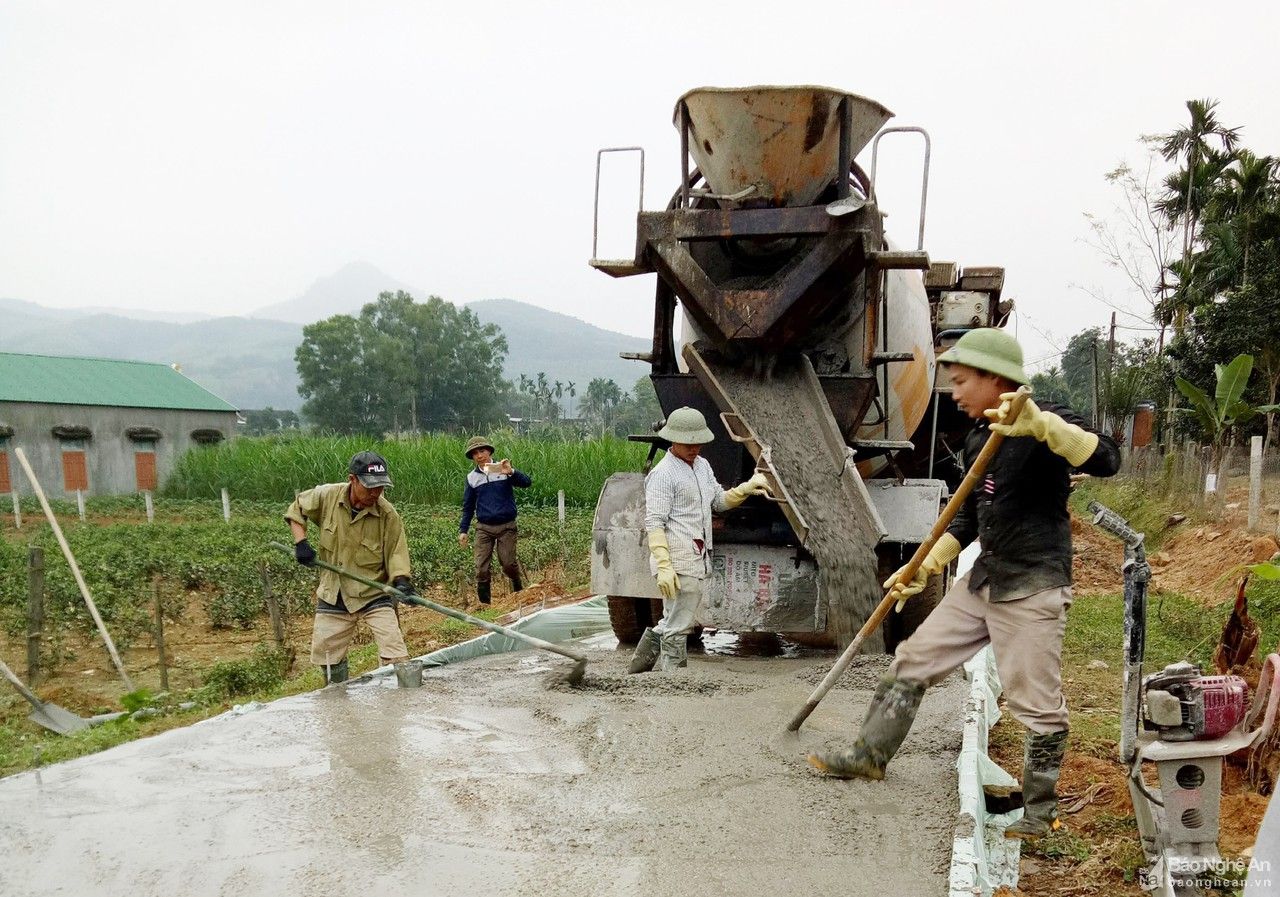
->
[635,208,874,344]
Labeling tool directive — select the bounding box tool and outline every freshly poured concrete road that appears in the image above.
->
[0,641,964,897]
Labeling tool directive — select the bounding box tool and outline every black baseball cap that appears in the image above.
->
[349,451,392,488]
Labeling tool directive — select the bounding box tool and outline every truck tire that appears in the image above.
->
[608,596,655,644]
[876,547,949,654]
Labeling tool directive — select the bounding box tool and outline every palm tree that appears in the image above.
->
[1157,99,1241,335]
[1221,150,1278,285]
[565,381,576,419]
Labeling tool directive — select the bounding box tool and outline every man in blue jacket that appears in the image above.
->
[459,436,532,605]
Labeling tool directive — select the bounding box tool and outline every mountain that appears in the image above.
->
[0,297,211,324]
[250,261,421,323]
[466,298,649,394]
[1,273,652,412]
[0,305,303,409]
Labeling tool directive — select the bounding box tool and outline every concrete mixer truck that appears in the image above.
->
[588,86,1013,652]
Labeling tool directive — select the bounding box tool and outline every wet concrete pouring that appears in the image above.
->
[0,636,965,897]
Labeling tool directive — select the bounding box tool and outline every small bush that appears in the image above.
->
[203,646,290,698]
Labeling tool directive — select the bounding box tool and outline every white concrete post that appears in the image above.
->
[10,491,19,529]
[557,489,565,526]
[76,489,86,522]
[144,491,154,524]
[221,488,231,523]
[1250,435,1264,531]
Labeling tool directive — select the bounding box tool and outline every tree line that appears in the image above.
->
[290,290,659,438]
[1051,98,1280,447]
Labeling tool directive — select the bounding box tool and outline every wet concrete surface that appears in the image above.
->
[0,639,965,897]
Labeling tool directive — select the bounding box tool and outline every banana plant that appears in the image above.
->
[1176,354,1280,452]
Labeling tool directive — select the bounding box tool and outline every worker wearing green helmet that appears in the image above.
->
[809,328,1121,841]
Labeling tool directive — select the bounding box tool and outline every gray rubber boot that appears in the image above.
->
[322,658,349,685]
[1004,729,1068,840]
[628,627,661,674]
[655,631,688,672]
[807,677,926,780]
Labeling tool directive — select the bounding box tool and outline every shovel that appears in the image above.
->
[0,656,89,736]
[269,543,589,686]
[786,386,1032,732]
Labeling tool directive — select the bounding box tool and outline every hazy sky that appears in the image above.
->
[3,2,1278,371]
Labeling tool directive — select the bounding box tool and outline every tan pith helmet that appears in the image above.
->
[464,436,495,458]
[657,407,715,444]
[937,328,1029,385]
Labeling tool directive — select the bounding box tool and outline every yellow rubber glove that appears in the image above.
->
[885,532,962,611]
[985,392,1099,467]
[722,471,773,509]
[648,528,680,599]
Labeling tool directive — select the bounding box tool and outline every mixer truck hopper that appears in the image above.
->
[589,86,1013,651]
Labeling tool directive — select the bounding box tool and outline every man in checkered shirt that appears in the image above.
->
[629,407,772,674]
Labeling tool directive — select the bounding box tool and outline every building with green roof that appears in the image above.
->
[0,352,238,497]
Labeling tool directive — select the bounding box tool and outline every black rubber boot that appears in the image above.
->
[1005,729,1068,840]
[807,677,926,780]
[477,580,491,605]
[628,627,661,674]
[322,658,349,685]
[509,575,524,593]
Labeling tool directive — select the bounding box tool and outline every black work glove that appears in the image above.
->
[391,576,417,599]
[294,539,317,567]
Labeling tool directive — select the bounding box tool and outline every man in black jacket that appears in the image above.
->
[808,328,1120,840]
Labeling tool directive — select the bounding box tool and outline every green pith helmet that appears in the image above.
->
[464,436,495,459]
[657,407,715,444]
[937,328,1029,385]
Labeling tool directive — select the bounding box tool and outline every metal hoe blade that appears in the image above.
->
[0,657,89,736]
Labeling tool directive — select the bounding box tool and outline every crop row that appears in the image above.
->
[161,432,648,506]
[0,503,593,670]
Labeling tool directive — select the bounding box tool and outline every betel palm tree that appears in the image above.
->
[1157,100,1241,336]
[1220,150,1278,286]
[565,381,576,419]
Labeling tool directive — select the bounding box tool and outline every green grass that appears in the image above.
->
[160,432,648,506]
[1069,477,1188,551]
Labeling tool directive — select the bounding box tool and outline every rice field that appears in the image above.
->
[161,433,649,506]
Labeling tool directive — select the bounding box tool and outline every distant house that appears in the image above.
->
[0,352,238,497]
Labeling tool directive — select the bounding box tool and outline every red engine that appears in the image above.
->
[1142,662,1249,741]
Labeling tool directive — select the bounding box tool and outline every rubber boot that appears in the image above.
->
[1004,729,1068,840]
[322,658,349,685]
[509,575,524,593]
[655,631,688,672]
[477,580,491,605]
[807,677,926,780]
[628,627,661,674]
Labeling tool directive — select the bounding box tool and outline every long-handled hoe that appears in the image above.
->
[268,542,588,686]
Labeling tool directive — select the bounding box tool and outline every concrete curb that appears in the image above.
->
[950,645,1022,896]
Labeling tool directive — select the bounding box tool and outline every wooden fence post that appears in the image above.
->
[153,575,168,692]
[27,547,44,684]
[261,562,285,651]
[1250,435,1264,531]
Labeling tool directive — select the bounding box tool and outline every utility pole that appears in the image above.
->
[1106,311,1117,434]
[1091,340,1101,430]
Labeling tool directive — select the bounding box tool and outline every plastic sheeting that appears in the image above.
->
[364,595,613,677]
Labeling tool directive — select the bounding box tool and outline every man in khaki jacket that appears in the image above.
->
[286,451,414,683]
